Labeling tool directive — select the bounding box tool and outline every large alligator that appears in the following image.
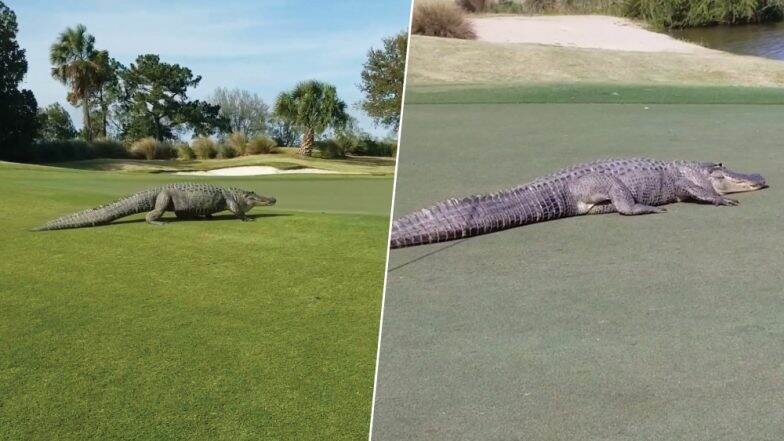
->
[390,158,766,249]
[34,183,276,231]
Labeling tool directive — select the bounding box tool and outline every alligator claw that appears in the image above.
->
[718,198,739,206]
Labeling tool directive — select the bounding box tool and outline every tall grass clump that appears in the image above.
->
[485,0,623,14]
[412,0,476,39]
[456,0,491,12]
[129,138,176,160]
[175,142,194,160]
[622,0,784,28]
[191,137,217,159]
[215,144,237,159]
[245,136,278,155]
[227,131,248,156]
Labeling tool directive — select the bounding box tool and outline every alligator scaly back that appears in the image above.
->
[390,158,767,249]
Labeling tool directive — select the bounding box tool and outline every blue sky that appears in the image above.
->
[10,0,411,137]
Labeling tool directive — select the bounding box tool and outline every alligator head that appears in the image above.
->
[244,191,277,207]
[705,163,768,194]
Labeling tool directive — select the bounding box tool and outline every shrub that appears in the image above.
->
[355,135,397,157]
[175,142,194,160]
[245,136,278,155]
[455,0,491,12]
[316,139,348,159]
[620,0,783,28]
[227,131,248,155]
[88,139,127,159]
[22,139,131,163]
[129,137,159,160]
[412,0,476,39]
[215,144,237,159]
[128,138,176,160]
[155,141,177,159]
[192,137,216,159]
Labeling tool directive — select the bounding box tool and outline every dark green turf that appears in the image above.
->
[406,82,784,105]
[372,97,784,440]
[0,164,392,440]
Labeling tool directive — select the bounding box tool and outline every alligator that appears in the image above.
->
[390,158,767,249]
[34,183,276,231]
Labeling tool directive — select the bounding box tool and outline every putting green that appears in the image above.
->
[0,163,392,440]
[373,88,784,439]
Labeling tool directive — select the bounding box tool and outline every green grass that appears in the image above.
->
[49,148,396,175]
[373,87,784,439]
[407,82,784,105]
[0,162,392,440]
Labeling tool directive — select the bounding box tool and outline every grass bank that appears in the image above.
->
[0,162,392,440]
[406,35,784,88]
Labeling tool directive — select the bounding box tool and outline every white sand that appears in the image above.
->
[176,166,339,176]
[469,15,709,53]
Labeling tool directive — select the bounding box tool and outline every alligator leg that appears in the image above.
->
[226,196,253,221]
[678,181,738,206]
[607,179,666,215]
[145,191,172,225]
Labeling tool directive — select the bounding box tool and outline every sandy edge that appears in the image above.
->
[176,166,340,176]
[469,15,711,53]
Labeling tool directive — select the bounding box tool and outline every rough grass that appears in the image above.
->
[406,35,784,87]
[51,149,396,175]
[0,163,392,440]
[374,84,784,439]
[411,0,477,39]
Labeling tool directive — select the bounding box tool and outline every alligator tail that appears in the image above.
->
[32,190,158,231]
[389,182,570,249]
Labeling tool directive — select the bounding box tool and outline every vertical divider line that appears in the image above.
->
[367,1,416,438]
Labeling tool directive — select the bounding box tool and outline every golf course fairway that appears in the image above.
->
[0,162,392,440]
[373,85,784,440]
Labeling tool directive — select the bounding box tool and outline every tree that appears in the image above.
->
[50,24,102,141]
[90,51,122,139]
[267,116,301,148]
[0,1,37,160]
[210,87,269,137]
[274,80,349,157]
[37,103,77,141]
[118,54,228,141]
[359,31,407,131]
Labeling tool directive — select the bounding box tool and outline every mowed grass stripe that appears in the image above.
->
[406,83,784,105]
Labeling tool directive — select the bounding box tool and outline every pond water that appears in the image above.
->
[669,22,784,60]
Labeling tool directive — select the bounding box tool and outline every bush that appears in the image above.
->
[355,135,397,157]
[245,136,278,154]
[621,0,784,28]
[316,139,348,159]
[455,0,491,12]
[412,0,476,39]
[175,142,194,160]
[215,144,237,159]
[20,139,130,163]
[129,137,176,160]
[192,137,216,159]
[87,139,127,159]
[227,131,248,155]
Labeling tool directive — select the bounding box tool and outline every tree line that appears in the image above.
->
[0,1,406,162]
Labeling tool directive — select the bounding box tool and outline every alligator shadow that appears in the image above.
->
[108,212,291,226]
[388,239,467,273]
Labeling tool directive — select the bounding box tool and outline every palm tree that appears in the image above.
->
[50,24,100,141]
[274,80,349,157]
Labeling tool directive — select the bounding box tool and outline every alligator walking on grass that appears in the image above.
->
[390,158,767,249]
[34,183,276,231]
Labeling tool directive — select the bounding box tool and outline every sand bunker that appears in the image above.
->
[176,166,339,176]
[470,15,710,53]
